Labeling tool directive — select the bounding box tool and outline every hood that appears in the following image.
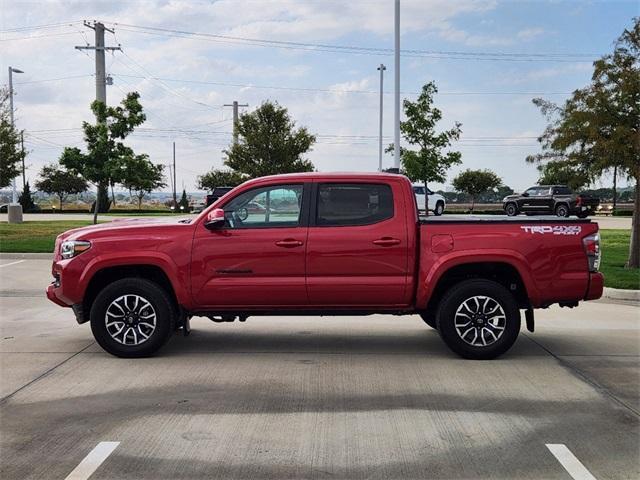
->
[58,216,194,242]
[503,194,520,201]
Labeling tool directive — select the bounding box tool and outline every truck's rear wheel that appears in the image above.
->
[436,279,520,360]
[90,278,176,358]
[555,204,570,217]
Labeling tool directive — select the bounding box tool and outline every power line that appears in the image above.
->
[108,22,600,63]
[14,74,93,85]
[0,21,83,33]
[110,73,572,97]
[118,50,224,110]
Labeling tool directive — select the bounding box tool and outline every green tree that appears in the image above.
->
[35,163,88,211]
[528,18,639,268]
[18,182,36,212]
[452,169,502,213]
[178,188,190,213]
[0,87,24,189]
[224,101,315,178]
[120,155,165,210]
[387,82,462,215]
[536,160,592,190]
[60,92,147,223]
[197,168,246,191]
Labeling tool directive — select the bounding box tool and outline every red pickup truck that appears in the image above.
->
[47,173,603,360]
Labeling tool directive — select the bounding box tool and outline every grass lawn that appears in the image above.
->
[599,229,640,290]
[1,221,638,290]
[0,221,99,253]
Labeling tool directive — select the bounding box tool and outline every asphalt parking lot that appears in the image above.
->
[0,258,638,479]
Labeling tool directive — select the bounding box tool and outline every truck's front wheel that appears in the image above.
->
[90,278,176,358]
[436,279,520,360]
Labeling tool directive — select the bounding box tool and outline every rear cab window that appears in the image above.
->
[315,183,394,226]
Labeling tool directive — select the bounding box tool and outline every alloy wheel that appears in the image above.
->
[454,295,506,347]
[104,294,157,346]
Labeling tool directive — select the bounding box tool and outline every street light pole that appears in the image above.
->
[377,64,386,172]
[393,0,401,171]
[8,66,24,204]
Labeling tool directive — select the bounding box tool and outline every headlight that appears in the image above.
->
[61,240,91,259]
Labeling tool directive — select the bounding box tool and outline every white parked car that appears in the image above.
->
[412,184,446,216]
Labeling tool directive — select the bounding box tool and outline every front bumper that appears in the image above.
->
[585,272,604,300]
[46,256,88,307]
[46,282,70,307]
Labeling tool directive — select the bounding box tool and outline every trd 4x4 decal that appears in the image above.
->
[520,225,582,235]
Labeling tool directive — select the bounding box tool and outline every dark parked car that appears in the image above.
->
[503,185,599,218]
[205,187,234,206]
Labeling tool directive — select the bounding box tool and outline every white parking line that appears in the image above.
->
[64,442,120,480]
[546,444,597,480]
[0,260,25,268]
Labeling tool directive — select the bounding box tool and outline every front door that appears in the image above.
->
[191,183,309,308]
[306,181,410,307]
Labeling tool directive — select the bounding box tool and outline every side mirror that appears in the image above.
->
[204,208,225,230]
[522,192,529,197]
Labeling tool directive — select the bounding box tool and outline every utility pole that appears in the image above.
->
[76,21,120,104]
[8,66,23,205]
[377,64,386,172]
[21,132,25,189]
[224,101,248,145]
[173,142,177,207]
[75,21,121,222]
[393,0,401,171]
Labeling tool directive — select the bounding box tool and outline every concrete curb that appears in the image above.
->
[603,287,640,302]
[0,252,52,260]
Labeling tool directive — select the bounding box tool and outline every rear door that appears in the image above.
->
[306,181,410,306]
[535,187,554,212]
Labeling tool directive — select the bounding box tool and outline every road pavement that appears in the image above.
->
[0,259,638,479]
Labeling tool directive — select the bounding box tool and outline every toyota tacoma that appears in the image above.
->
[47,173,603,359]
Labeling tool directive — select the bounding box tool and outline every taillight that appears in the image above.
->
[576,196,582,207]
[583,233,600,272]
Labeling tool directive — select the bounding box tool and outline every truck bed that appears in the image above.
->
[420,215,593,224]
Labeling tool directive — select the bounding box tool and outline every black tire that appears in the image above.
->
[577,212,589,219]
[419,311,438,329]
[436,279,521,360]
[434,202,444,216]
[90,278,176,358]
[505,203,518,216]
[555,203,570,217]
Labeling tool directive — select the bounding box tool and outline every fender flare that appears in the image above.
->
[417,250,541,309]
[79,252,191,307]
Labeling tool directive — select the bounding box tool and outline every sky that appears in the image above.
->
[1,0,637,193]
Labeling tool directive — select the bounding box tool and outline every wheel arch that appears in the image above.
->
[80,264,181,324]
[421,259,535,315]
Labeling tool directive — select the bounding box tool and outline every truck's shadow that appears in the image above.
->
[161,317,542,358]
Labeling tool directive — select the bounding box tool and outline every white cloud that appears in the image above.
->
[517,27,546,41]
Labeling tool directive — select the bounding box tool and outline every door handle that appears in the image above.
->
[275,239,304,248]
[372,237,401,246]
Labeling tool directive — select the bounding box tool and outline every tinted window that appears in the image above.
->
[413,186,425,195]
[223,184,303,228]
[316,183,394,226]
[526,187,548,197]
[553,187,572,195]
